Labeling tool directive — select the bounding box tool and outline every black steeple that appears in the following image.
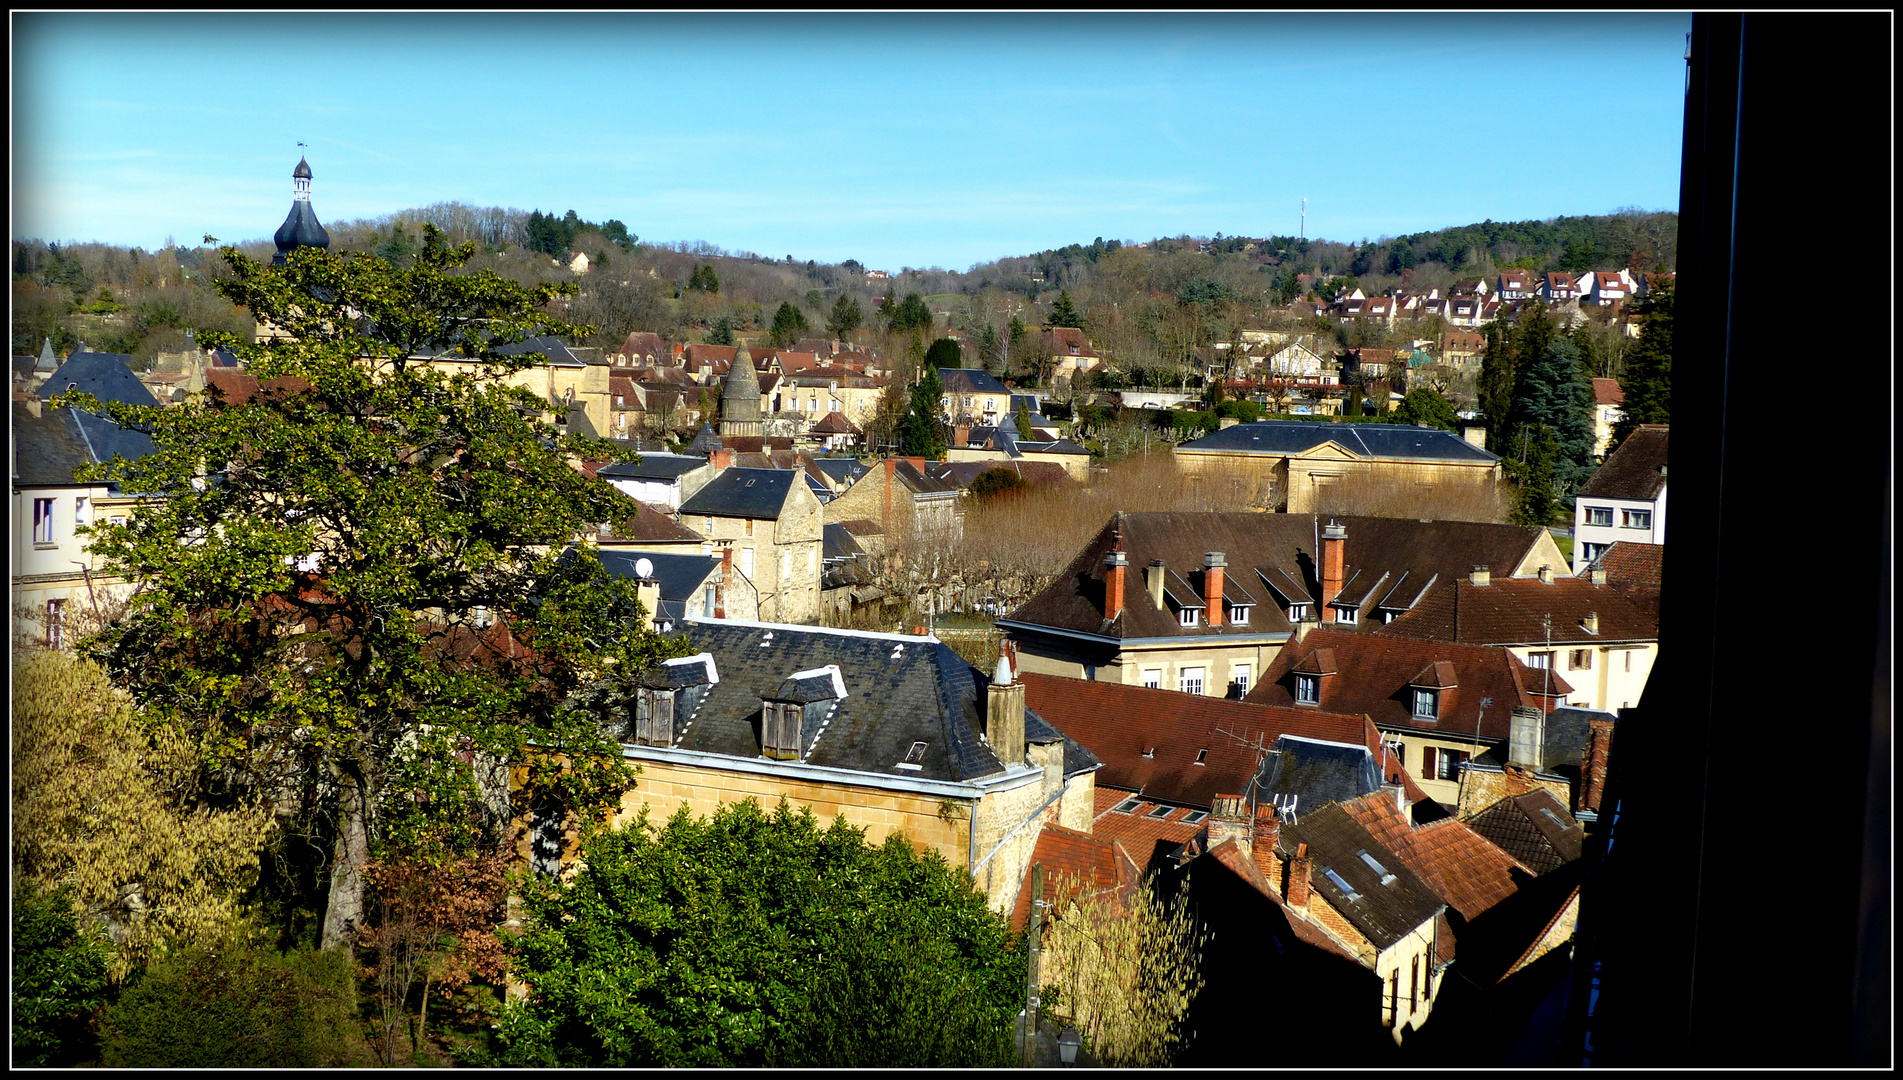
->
[273,156,330,264]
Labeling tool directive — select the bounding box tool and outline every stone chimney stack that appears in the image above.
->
[1319,521,1346,621]
[1145,559,1167,611]
[710,447,734,472]
[985,645,1027,767]
[1286,841,1312,909]
[1206,793,1252,856]
[1508,705,1545,770]
[1251,804,1281,881]
[1470,564,1491,587]
[953,422,970,448]
[1103,547,1129,622]
[1589,565,1607,586]
[715,546,732,618]
[1582,611,1599,635]
[1538,564,1554,584]
[1203,552,1226,628]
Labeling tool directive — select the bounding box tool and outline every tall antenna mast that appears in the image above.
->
[1301,198,1307,241]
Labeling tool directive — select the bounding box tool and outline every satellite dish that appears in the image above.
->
[634,557,654,580]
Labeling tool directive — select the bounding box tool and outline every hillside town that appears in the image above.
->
[14,157,1676,1068]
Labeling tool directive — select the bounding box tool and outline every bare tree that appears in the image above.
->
[1040,874,1208,1068]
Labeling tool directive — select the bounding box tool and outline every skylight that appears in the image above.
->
[1182,810,1209,824]
[1357,849,1399,885]
[1538,807,1572,829]
[1321,867,1361,901]
[1113,797,1142,814]
[1147,805,1175,819]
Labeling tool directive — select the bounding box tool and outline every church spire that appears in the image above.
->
[273,156,330,265]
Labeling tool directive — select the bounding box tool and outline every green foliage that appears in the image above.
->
[1610,279,1671,451]
[487,800,1020,1067]
[521,209,633,259]
[1215,398,1262,422]
[1507,334,1596,500]
[1478,322,1516,451]
[1393,386,1459,432]
[769,301,809,347]
[100,939,356,1067]
[704,315,735,346]
[886,292,934,335]
[969,467,1029,501]
[686,263,720,294]
[1176,278,1236,307]
[924,336,963,370]
[374,223,417,268]
[901,366,948,459]
[826,293,863,337]
[1510,423,1564,527]
[12,881,112,1067]
[1048,289,1084,329]
[63,225,691,951]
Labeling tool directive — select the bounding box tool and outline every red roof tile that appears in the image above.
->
[1591,378,1624,406]
[1009,824,1139,929]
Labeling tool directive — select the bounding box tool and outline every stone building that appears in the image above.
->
[679,466,823,624]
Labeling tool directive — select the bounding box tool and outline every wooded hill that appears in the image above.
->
[13,207,1673,384]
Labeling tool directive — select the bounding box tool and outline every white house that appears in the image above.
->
[1572,425,1667,573]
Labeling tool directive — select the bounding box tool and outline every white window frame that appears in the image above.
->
[1179,667,1205,696]
[74,496,88,526]
[1141,668,1163,690]
[1230,664,1252,696]
[1585,506,1614,526]
[1622,508,1652,529]
[740,547,754,578]
[1229,604,1249,625]
[1294,673,1319,704]
[1527,651,1554,670]
[1411,687,1439,720]
[33,498,56,545]
[1178,607,1199,627]
[1334,604,1358,625]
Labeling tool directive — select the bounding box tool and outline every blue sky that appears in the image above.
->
[13,13,1690,270]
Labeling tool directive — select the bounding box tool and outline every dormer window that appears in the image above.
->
[1295,673,1320,705]
[1229,604,1250,625]
[1410,688,1439,721]
[1334,604,1358,625]
[1287,603,1310,621]
[634,688,676,746]
[1179,607,1200,628]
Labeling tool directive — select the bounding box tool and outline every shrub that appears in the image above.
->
[12,881,112,1067]
[100,939,356,1067]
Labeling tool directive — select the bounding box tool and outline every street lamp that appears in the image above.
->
[1057,1026,1082,1066]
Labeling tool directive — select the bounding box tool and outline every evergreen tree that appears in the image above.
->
[1511,423,1563,526]
[1048,289,1084,329]
[826,294,863,337]
[1393,386,1459,431]
[1507,336,1596,501]
[923,337,962,370]
[1610,279,1672,452]
[900,367,947,459]
[769,301,809,347]
[687,264,720,294]
[1477,322,1517,452]
[704,317,735,346]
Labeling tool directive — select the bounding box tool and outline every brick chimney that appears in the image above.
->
[1104,548,1129,621]
[1319,521,1346,621]
[1145,559,1167,610]
[985,644,1027,766]
[1206,793,1252,855]
[1507,705,1545,770]
[1286,841,1312,909]
[1470,564,1490,587]
[1252,804,1281,881]
[953,422,970,448]
[1202,552,1226,628]
[710,447,734,472]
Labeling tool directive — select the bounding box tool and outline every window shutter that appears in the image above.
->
[634,690,651,744]
[653,691,674,744]
[1423,747,1439,778]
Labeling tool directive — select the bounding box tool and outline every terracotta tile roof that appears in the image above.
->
[1591,378,1624,406]
[1248,630,1570,740]
[1465,788,1584,876]
[1588,542,1663,624]
[1399,816,1530,920]
[1005,511,1550,644]
[600,501,703,544]
[202,367,312,405]
[1578,424,1667,501]
[1023,672,1369,807]
[808,410,860,435]
[1008,824,1139,929]
[1091,790,1205,865]
[1375,575,1658,646]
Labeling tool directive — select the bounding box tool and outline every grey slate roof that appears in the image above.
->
[13,401,158,490]
[937,368,1012,396]
[687,423,724,454]
[1253,735,1384,820]
[640,620,1099,783]
[811,457,870,487]
[1179,420,1499,464]
[40,352,158,407]
[493,335,585,368]
[1533,706,1616,774]
[598,453,709,482]
[679,467,797,520]
[823,521,867,562]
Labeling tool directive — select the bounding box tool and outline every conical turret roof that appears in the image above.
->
[273,157,330,263]
[293,155,313,179]
[720,345,762,419]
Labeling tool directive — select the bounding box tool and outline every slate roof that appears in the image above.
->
[836,518,884,538]
[810,457,870,487]
[1248,630,1571,741]
[822,522,866,562]
[679,468,798,520]
[595,548,722,625]
[643,620,1099,784]
[492,334,586,368]
[937,368,1011,396]
[1537,706,1616,775]
[809,411,860,435]
[1004,511,1557,644]
[1280,801,1447,951]
[1465,789,1585,876]
[686,423,723,454]
[597,453,709,482]
[1373,575,1658,645]
[931,460,1075,491]
[1020,673,1423,808]
[1178,419,1498,463]
[1588,542,1663,625]
[1254,735,1385,820]
[1577,424,1667,501]
[40,351,157,406]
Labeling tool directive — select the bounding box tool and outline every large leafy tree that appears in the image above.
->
[1610,278,1671,452]
[488,800,1022,1067]
[66,226,689,953]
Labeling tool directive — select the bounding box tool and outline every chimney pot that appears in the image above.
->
[1582,611,1599,634]
[1470,565,1490,587]
[1103,548,1129,621]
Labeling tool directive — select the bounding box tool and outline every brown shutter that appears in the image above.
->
[653,691,674,744]
[635,690,652,745]
[1423,747,1439,779]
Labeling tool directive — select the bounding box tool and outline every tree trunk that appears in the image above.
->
[321,761,371,951]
